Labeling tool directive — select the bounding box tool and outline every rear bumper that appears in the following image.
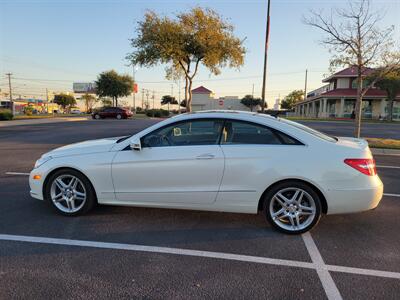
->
[326,177,383,215]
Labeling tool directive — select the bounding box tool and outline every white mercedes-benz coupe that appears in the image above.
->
[30,111,383,234]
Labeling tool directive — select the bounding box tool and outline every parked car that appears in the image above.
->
[92,107,133,119]
[71,109,82,114]
[29,111,383,234]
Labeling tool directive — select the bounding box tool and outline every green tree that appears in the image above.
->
[81,93,98,113]
[304,0,399,137]
[280,90,304,110]
[161,95,178,113]
[95,70,134,107]
[53,93,76,112]
[370,69,400,121]
[240,95,262,112]
[100,97,112,107]
[128,7,245,112]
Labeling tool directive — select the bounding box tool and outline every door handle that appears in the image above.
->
[196,153,215,159]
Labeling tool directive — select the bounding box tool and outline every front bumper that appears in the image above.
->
[29,170,45,200]
[326,177,383,215]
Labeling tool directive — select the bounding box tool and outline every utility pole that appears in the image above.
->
[141,89,145,110]
[261,0,271,112]
[132,65,137,114]
[178,80,181,114]
[151,90,155,117]
[304,69,308,101]
[170,84,174,113]
[251,83,255,112]
[145,89,149,111]
[6,73,13,115]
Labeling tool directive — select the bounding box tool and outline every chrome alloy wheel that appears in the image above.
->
[269,187,316,232]
[50,175,87,213]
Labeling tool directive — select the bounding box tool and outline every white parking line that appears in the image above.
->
[384,193,400,198]
[5,172,30,176]
[377,165,400,169]
[302,232,342,300]
[0,233,399,280]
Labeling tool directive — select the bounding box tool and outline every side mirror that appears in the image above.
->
[130,138,141,151]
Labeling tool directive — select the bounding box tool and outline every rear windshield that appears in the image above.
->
[279,118,337,143]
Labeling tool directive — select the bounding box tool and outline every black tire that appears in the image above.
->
[44,168,96,216]
[116,114,122,120]
[94,114,101,120]
[262,181,322,234]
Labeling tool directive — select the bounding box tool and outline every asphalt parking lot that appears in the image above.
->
[1,119,399,299]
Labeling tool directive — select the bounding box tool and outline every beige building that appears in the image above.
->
[191,86,258,112]
[294,66,400,120]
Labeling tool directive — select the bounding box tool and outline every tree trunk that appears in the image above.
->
[187,79,193,112]
[387,97,394,122]
[115,97,118,107]
[354,67,363,138]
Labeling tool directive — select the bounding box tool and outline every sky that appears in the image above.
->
[0,0,399,108]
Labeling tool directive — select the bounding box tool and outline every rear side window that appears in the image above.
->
[221,120,302,145]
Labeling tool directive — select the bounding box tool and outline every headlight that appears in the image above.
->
[34,156,52,169]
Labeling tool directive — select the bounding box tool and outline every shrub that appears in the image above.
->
[146,109,170,118]
[0,109,13,120]
[24,106,34,116]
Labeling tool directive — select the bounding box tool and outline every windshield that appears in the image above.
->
[279,118,337,143]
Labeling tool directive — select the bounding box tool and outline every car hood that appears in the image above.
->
[44,137,121,158]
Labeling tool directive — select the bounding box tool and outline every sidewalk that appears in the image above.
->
[0,116,89,128]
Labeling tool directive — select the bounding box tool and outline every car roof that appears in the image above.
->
[170,110,278,123]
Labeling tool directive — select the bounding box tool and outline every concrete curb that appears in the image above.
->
[371,148,400,156]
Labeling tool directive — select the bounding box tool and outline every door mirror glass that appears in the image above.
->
[130,137,141,151]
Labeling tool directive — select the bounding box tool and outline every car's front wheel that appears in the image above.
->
[44,169,96,216]
[263,181,322,234]
[116,114,122,119]
[94,114,101,119]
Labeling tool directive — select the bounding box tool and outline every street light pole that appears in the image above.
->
[261,0,271,112]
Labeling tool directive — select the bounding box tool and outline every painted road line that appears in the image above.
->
[1,234,399,285]
[376,165,400,169]
[302,232,342,300]
[5,172,30,176]
[327,264,400,280]
[0,233,314,269]
[384,193,400,198]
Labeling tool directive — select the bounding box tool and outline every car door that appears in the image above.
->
[111,118,225,204]
[100,108,111,118]
[216,119,305,209]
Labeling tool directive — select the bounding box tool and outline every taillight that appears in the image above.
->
[344,158,377,176]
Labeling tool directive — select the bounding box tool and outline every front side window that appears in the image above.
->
[141,119,223,148]
[221,120,299,145]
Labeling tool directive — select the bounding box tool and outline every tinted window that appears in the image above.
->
[279,118,337,143]
[222,121,282,145]
[142,119,223,147]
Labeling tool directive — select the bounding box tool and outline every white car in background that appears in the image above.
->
[29,111,383,234]
[70,109,82,114]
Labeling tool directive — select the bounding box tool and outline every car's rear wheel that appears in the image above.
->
[263,181,321,234]
[94,114,100,119]
[44,169,96,216]
[116,114,122,119]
